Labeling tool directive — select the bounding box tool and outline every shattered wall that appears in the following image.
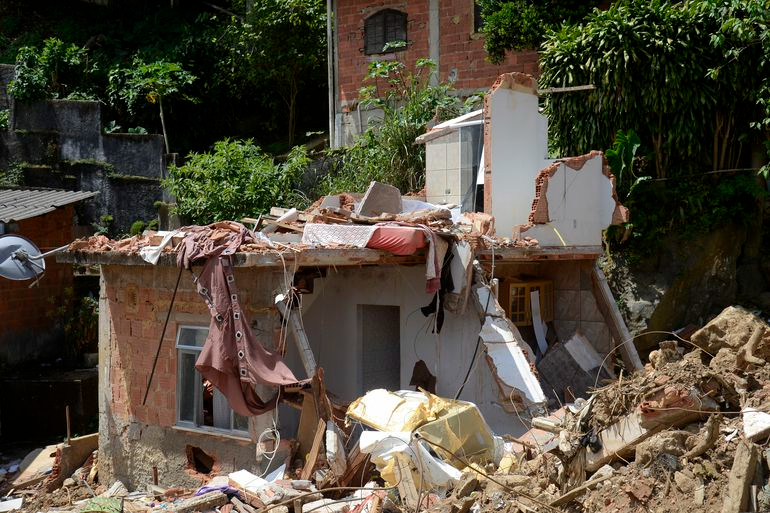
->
[483,74,628,244]
[98,264,291,489]
[483,74,550,238]
[297,265,533,436]
[0,206,74,366]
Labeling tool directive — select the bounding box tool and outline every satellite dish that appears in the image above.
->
[0,234,47,281]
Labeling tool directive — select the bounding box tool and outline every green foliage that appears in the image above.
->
[605,129,642,200]
[707,0,770,178]
[215,0,326,144]
[321,58,477,194]
[0,1,328,155]
[108,56,196,152]
[8,37,91,102]
[0,109,7,130]
[130,220,146,236]
[616,173,767,254]
[478,0,600,63]
[48,287,98,357]
[107,57,196,116]
[163,139,310,224]
[540,0,769,179]
[93,214,113,236]
[541,0,770,256]
[0,161,23,186]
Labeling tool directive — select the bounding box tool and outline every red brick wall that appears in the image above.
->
[104,265,286,428]
[337,0,431,110]
[0,206,75,363]
[437,1,539,91]
[336,0,539,109]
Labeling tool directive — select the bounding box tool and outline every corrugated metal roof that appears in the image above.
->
[0,187,99,223]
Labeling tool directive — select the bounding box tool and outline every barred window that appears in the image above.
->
[364,9,407,55]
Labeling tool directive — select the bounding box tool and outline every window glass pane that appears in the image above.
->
[212,388,231,429]
[178,327,208,348]
[178,352,198,423]
[233,411,249,432]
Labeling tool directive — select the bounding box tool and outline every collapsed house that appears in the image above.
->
[54,72,639,492]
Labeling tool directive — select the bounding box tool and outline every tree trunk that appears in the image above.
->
[159,95,170,154]
[287,75,298,146]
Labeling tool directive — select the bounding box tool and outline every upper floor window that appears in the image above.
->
[474,2,484,33]
[364,9,407,55]
[176,326,249,435]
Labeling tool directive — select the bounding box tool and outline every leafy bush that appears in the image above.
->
[540,0,768,179]
[8,37,91,102]
[163,139,310,224]
[0,161,23,186]
[321,58,478,195]
[478,0,600,63]
[108,57,196,153]
[0,109,7,130]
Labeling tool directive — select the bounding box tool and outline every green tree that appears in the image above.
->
[477,0,600,64]
[163,139,310,224]
[108,57,196,153]
[539,0,757,178]
[217,0,327,145]
[8,37,91,102]
[321,55,478,194]
[709,0,770,177]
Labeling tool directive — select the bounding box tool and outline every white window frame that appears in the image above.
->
[175,325,249,436]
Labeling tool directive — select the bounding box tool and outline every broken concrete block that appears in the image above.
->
[691,306,769,354]
[172,491,228,513]
[586,392,718,472]
[326,420,347,479]
[537,332,613,403]
[11,445,57,490]
[46,433,99,492]
[0,498,22,512]
[743,407,770,441]
[452,476,478,499]
[303,498,349,513]
[722,440,759,513]
[357,181,402,217]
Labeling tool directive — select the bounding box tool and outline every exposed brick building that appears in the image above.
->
[329,0,539,147]
[0,187,98,366]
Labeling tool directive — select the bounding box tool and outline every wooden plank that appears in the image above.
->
[297,393,320,458]
[591,263,644,371]
[550,474,612,507]
[722,441,759,513]
[586,394,717,472]
[301,419,326,481]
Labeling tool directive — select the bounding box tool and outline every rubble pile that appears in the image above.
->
[14,182,770,513]
[67,183,536,258]
[7,305,770,513]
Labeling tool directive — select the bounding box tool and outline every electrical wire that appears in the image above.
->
[592,329,716,390]
[413,434,562,513]
[143,265,184,405]
[454,250,495,400]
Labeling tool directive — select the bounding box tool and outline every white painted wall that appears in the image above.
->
[289,265,530,437]
[522,157,615,247]
[487,87,550,237]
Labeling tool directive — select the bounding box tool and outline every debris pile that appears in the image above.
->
[7,304,770,513]
[67,181,538,259]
